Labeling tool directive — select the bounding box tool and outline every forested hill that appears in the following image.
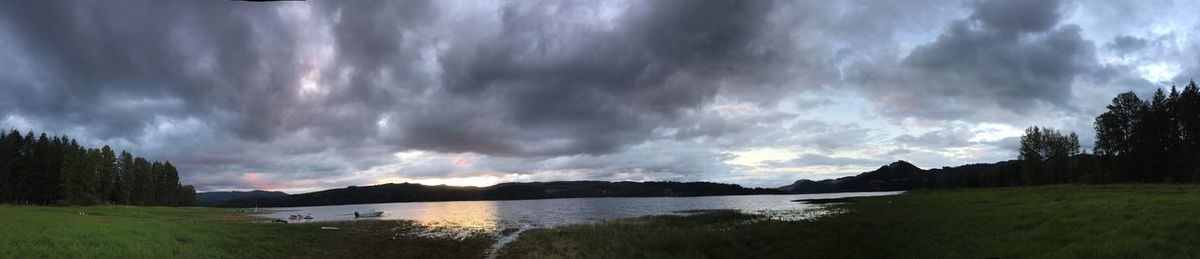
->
[778,160,929,193]
[216,181,785,207]
[778,159,1029,193]
[196,190,288,206]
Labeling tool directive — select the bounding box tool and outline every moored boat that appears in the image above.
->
[353,209,384,218]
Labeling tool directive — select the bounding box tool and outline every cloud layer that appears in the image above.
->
[0,0,1193,192]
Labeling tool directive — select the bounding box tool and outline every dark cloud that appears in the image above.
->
[0,0,775,148]
[0,0,433,190]
[0,1,351,141]
[0,0,1185,191]
[410,0,788,156]
[671,104,796,141]
[970,0,1061,37]
[1107,35,1149,55]
[0,0,803,190]
[985,136,1022,151]
[850,0,1097,120]
[894,128,973,149]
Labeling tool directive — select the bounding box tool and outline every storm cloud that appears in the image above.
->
[848,0,1098,121]
[0,0,1193,192]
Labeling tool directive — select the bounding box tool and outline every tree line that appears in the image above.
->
[919,82,1200,189]
[1017,126,1084,184]
[1090,82,1200,183]
[991,81,1200,187]
[777,81,1200,192]
[0,129,196,206]
[214,181,785,207]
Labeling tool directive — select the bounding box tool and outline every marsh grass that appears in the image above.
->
[0,205,495,258]
[500,184,1200,258]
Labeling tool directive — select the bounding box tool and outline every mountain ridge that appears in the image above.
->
[778,159,1025,193]
[196,190,289,206]
[205,159,1033,208]
[213,181,785,207]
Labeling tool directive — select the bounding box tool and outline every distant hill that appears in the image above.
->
[778,160,1023,193]
[482,181,780,200]
[777,160,928,193]
[214,181,785,207]
[196,190,289,206]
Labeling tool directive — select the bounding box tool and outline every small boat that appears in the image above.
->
[303,214,314,220]
[354,209,384,218]
[288,215,300,220]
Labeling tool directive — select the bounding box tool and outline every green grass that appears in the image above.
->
[500,184,1200,258]
[13,185,1200,258]
[0,205,495,258]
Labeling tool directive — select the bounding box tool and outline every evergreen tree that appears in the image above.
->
[85,148,103,203]
[0,130,22,201]
[159,161,180,206]
[1128,89,1173,181]
[114,151,134,204]
[11,132,35,203]
[179,185,197,206]
[130,157,152,205]
[60,141,91,205]
[1177,81,1200,181]
[99,146,116,204]
[151,161,163,205]
[30,133,58,204]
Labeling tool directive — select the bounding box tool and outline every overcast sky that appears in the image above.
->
[0,0,1193,192]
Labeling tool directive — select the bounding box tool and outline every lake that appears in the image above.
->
[260,191,901,230]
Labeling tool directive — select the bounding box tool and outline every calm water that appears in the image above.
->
[260,191,901,230]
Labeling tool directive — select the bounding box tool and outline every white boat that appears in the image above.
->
[354,209,384,218]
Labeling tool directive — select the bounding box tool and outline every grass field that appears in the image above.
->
[9,185,1200,258]
[499,184,1200,258]
[0,205,494,258]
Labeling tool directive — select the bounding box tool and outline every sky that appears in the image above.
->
[0,0,1195,193]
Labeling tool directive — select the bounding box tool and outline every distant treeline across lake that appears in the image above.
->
[204,181,785,207]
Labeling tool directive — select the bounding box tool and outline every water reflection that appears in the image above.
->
[259,191,901,231]
[409,201,499,230]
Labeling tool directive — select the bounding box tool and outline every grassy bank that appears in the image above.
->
[0,205,494,258]
[500,184,1200,258]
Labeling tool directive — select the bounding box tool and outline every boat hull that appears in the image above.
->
[355,212,384,217]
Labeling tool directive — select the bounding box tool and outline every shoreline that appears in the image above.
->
[500,184,1200,258]
[12,185,1200,257]
[211,190,906,209]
